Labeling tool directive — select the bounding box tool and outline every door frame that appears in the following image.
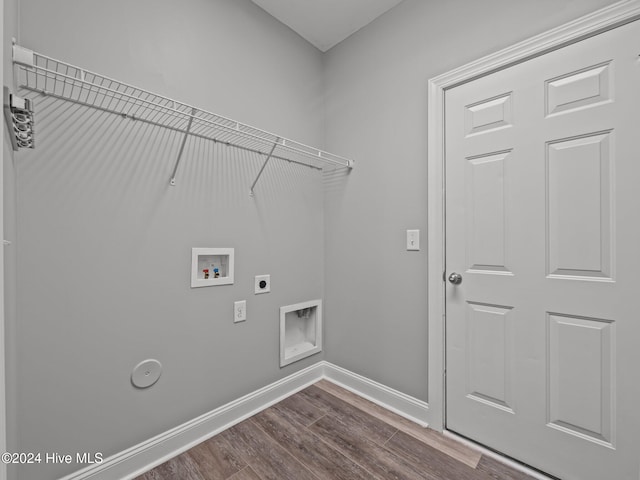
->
[426,0,640,432]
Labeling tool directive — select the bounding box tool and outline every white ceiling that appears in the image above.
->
[251,0,404,52]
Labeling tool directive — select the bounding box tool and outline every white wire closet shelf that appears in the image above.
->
[12,44,354,191]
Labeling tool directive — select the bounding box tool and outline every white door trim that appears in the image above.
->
[426,0,640,432]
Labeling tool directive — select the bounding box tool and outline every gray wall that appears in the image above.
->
[13,1,325,479]
[4,0,20,478]
[322,0,619,401]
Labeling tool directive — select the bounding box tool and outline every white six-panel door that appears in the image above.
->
[445,19,640,480]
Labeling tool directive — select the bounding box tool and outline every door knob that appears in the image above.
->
[448,272,463,285]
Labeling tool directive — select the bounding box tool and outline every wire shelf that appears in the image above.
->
[12,45,354,177]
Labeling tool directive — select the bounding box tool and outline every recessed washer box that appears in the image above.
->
[280,299,322,367]
[191,248,234,287]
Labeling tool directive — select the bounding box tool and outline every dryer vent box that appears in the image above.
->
[191,248,234,287]
[280,299,322,367]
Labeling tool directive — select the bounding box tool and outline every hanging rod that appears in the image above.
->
[11,44,355,173]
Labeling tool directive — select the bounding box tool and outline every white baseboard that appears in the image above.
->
[322,362,430,427]
[59,361,430,480]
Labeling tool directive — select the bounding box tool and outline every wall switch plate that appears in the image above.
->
[255,274,271,294]
[234,300,247,323]
[407,229,420,250]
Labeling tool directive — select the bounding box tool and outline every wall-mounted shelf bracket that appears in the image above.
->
[4,86,35,151]
[169,107,197,186]
[249,139,279,196]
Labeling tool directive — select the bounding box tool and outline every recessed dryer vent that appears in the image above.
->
[280,299,322,367]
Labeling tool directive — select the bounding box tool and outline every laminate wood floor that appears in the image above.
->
[136,380,537,480]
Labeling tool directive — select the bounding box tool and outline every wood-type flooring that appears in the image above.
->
[136,380,537,480]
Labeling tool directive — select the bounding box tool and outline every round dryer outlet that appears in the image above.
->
[255,274,271,294]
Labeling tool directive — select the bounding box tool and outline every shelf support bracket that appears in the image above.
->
[169,107,197,186]
[249,139,279,196]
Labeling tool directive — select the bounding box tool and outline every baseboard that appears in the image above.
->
[59,361,430,479]
[322,362,430,427]
[59,362,324,480]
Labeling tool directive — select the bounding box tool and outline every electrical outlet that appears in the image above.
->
[255,274,271,294]
[234,300,246,323]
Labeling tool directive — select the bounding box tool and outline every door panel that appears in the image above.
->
[545,62,612,116]
[547,312,614,446]
[466,151,511,273]
[466,302,515,412]
[546,131,613,279]
[445,19,640,480]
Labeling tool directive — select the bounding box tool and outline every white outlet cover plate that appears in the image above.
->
[234,300,247,323]
[255,274,271,294]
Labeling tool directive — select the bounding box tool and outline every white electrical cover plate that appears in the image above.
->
[234,300,247,322]
[255,274,271,294]
[407,229,420,251]
[131,359,162,389]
